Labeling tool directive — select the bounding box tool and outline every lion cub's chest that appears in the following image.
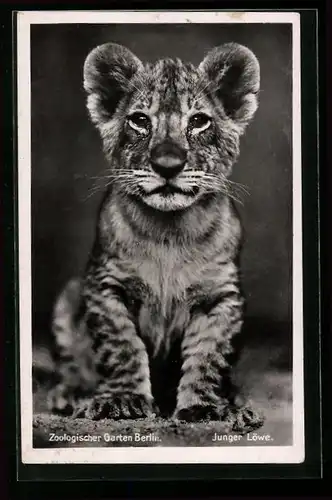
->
[127,244,209,353]
[134,243,207,306]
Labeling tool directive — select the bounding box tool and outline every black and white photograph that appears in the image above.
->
[17,10,304,464]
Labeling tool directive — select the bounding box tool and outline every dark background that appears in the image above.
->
[31,23,292,347]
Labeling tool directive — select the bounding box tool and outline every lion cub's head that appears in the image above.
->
[84,43,260,212]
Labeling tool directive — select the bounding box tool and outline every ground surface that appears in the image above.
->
[33,337,292,448]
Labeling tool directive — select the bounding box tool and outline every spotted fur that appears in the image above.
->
[48,43,263,427]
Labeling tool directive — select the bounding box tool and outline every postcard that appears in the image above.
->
[17,10,305,465]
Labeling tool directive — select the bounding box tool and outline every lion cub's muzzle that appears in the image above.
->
[150,140,187,180]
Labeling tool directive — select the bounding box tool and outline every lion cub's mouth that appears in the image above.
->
[147,183,199,197]
[139,182,200,212]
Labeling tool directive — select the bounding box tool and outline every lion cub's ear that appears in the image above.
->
[83,43,143,127]
[199,43,260,132]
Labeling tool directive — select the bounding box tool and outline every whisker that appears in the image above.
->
[180,172,205,179]
[82,174,144,202]
[197,177,245,205]
[83,185,105,202]
[221,178,251,196]
[86,172,150,180]
[192,79,218,107]
[129,79,149,102]
[202,173,250,199]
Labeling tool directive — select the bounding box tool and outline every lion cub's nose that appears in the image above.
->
[150,141,187,179]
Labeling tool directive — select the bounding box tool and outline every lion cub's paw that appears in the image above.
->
[173,403,228,422]
[73,393,157,420]
[225,404,265,433]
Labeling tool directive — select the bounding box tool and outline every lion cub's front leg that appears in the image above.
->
[74,273,155,420]
[174,273,244,422]
[175,277,264,430]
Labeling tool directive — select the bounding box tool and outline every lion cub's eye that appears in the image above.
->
[127,112,151,134]
[189,113,212,135]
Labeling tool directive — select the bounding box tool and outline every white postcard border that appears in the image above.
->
[17,10,304,464]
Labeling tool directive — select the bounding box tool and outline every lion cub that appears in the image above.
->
[48,42,263,428]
